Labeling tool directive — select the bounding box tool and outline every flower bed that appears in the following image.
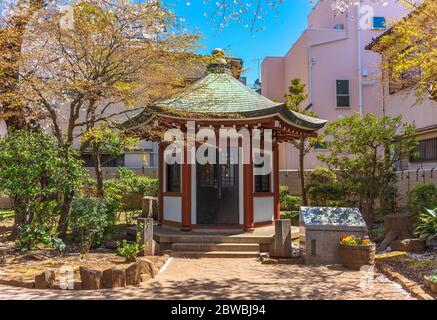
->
[375,249,437,298]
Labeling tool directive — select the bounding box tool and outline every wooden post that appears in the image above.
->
[273,142,281,221]
[181,145,192,231]
[244,134,254,231]
[158,144,164,225]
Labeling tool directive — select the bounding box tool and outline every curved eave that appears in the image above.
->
[122,104,327,132]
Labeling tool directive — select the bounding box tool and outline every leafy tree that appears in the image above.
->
[82,124,138,198]
[0,130,86,241]
[318,113,417,229]
[14,0,204,238]
[371,0,437,102]
[283,78,323,205]
[0,0,45,131]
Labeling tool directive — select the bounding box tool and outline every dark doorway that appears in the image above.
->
[196,149,239,225]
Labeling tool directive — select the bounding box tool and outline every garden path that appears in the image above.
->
[0,258,413,300]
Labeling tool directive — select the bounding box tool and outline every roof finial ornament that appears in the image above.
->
[207,48,230,74]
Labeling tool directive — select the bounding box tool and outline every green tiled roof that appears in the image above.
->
[158,72,280,113]
[123,71,327,131]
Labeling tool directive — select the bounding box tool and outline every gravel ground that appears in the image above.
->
[376,249,437,284]
[0,258,414,300]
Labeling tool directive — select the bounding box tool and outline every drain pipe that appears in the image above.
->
[357,0,363,116]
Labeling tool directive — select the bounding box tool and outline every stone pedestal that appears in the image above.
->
[137,217,155,256]
[271,219,292,258]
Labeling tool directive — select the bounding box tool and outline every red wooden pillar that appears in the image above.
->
[181,145,192,231]
[273,142,281,221]
[158,144,164,225]
[244,134,254,231]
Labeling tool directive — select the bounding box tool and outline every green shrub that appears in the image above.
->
[415,207,437,242]
[309,166,337,184]
[307,182,347,206]
[279,185,289,197]
[407,183,437,215]
[69,196,111,252]
[117,234,143,263]
[16,225,65,252]
[280,194,301,212]
[104,168,158,224]
[280,211,300,226]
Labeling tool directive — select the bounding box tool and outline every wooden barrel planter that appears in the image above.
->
[339,243,376,270]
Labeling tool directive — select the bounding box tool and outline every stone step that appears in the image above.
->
[171,251,260,258]
[156,234,273,244]
[172,242,259,252]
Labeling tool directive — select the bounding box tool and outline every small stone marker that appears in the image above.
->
[271,219,292,258]
[142,196,158,218]
[137,217,154,256]
[35,269,55,289]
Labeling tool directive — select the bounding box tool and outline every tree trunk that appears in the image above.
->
[92,145,104,198]
[298,140,308,206]
[362,193,374,231]
[57,192,73,240]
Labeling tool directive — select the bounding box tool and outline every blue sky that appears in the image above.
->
[0,0,313,86]
[164,0,313,86]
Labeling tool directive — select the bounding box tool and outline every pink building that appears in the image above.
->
[262,0,411,170]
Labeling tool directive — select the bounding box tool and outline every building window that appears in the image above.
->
[410,138,437,163]
[166,163,181,192]
[336,80,350,108]
[254,163,271,193]
[80,154,124,168]
[372,16,386,29]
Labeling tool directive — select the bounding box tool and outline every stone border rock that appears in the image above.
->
[0,254,169,291]
[377,263,435,300]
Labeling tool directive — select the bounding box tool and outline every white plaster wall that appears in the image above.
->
[253,197,274,223]
[163,196,182,222]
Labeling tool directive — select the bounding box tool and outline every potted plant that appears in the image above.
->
[424,273,437,293]
[339,235,376,270]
